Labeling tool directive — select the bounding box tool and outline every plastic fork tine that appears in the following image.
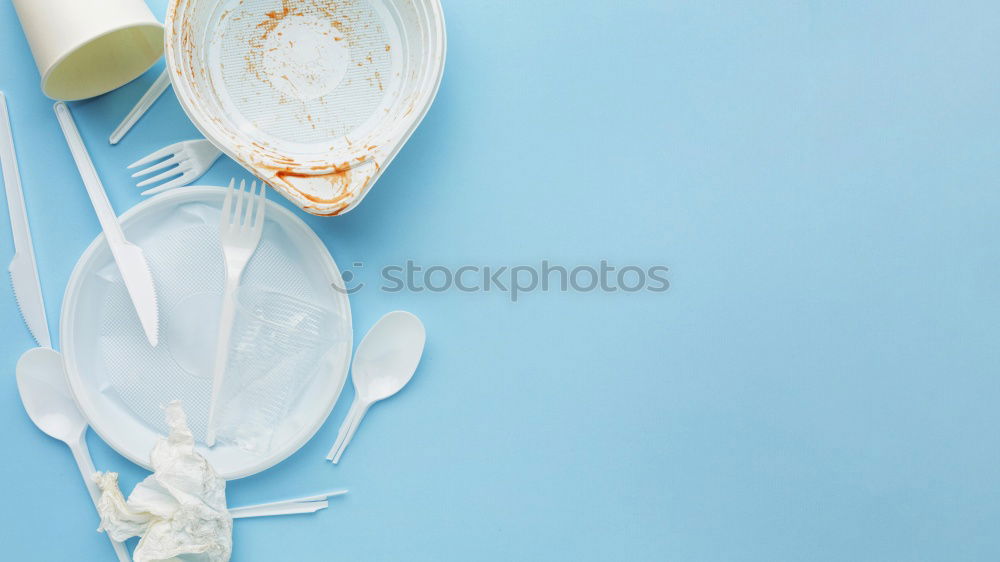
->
[254,182,267,231]
[131,155,182,177]
[248,182,261,227]
[233,179,247,226]
[221,178,235,225]
[136,164,188,188]
[128,143,177,169]
[242,181,258,227]
[140,171,197,196]
[227,182,239,227]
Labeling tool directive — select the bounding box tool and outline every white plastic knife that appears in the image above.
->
[54,102,159,347]
[0,92,51,348]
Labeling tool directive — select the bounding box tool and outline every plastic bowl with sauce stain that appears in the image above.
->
[165,0,446,216]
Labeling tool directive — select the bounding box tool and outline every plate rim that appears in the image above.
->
[60,185,352,479]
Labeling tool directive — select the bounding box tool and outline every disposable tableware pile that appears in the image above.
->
[4,0,445,559]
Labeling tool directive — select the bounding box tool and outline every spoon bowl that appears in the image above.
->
[16,347,86,445]
[353,311,426,403]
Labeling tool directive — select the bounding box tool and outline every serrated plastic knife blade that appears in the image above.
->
[0,92,50,347]
[110,241,159,347]
[9,252,50,348]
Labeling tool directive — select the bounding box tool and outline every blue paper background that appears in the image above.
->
[2,1,1000,560]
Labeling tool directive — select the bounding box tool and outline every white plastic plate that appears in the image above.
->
[61,186,352,479]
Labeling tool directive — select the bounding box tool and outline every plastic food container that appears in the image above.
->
[165,0,446,215]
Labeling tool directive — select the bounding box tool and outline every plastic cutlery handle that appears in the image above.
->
[204,277,240,446]
[110,69,171,145]
[230,500,328,519]
[70,437,131,562]
[53,103,125,247]
[327,398,370,463]
[229,490,348,513]
[0,92,31,255]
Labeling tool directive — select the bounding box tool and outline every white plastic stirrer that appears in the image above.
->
[109,69,171,145]
[229,490,348,518]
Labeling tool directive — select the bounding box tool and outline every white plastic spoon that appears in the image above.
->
[326,311,426,463]
[16,347,132,562]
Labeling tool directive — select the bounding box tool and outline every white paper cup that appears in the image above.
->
[12,0,164,100]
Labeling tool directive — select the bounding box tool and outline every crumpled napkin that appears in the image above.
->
[94,401,233,562]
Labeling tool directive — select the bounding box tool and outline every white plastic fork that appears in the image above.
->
[128,139,223,196]
[205,179,266,446]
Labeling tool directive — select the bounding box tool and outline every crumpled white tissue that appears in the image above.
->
[94,401,233,562]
